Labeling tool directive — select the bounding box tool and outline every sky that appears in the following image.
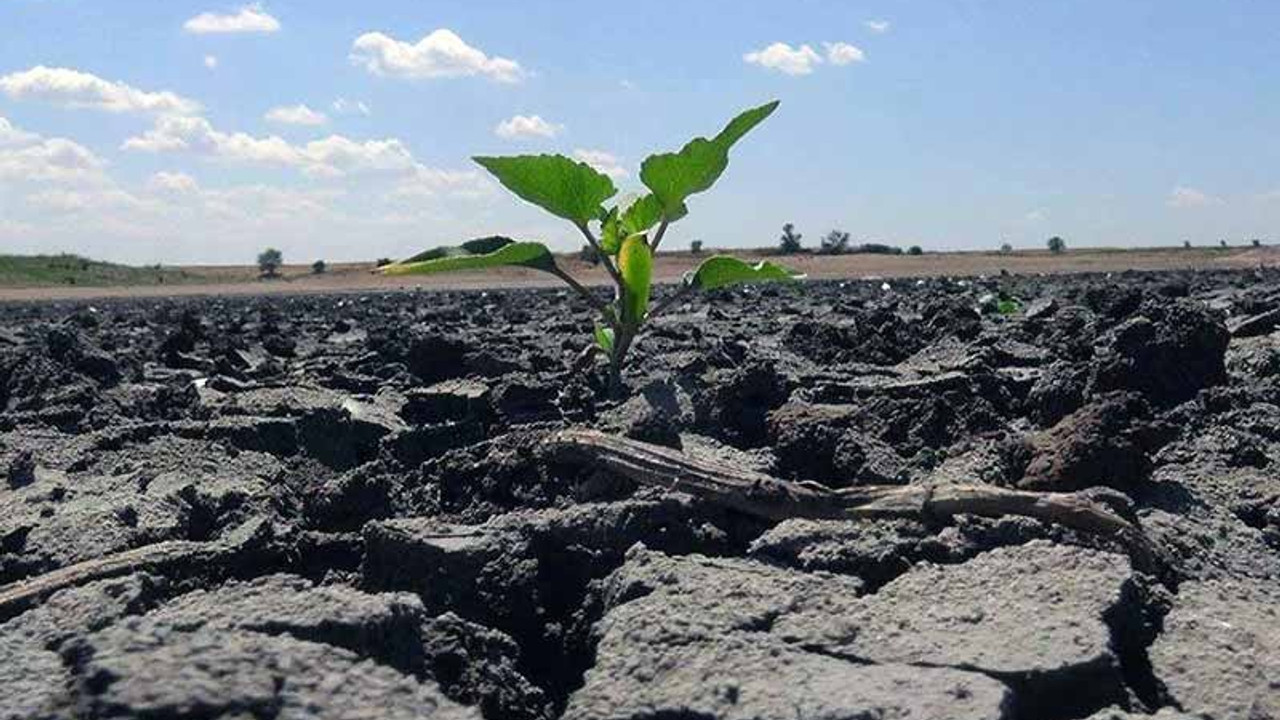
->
[1,0,1279,265]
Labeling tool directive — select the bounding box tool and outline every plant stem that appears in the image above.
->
[608,324,636,397]
[575,222,623,286]
[549,266,608,314]
[650,218,670,251]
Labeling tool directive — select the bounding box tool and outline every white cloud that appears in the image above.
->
[204,55,219,70]
[332,98,370,116]
[183,4,280,34]
[265,104,328,126]
[350,29,525,83]
[0,116,106,184]
[0,66,201,115]
[495,114,562,140]
[1168,186,1221,208]
[123,113,479,185]
[573,149,627,180]
[27,186,144,213]
[825,42,866,66]
[393,166,491,199]
[148,171,200,194]
[0,116,39,147]
[865,20,891,34]
[1025,209,1046,222]
[744,42,823,76]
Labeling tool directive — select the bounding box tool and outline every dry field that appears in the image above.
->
[1,245,1276,301]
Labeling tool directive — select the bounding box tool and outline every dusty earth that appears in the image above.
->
[1,245,1274,302]
[1,268,1278,719]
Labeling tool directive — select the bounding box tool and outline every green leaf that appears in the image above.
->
[398,235,514,264]
[617,233,653,324]
[639,100,779,219]
[997,298,1022,315]
[379,239,556,276]
[594,323,615,354]
[599,206,623,254]
[685,255,803,291]
[474,154,617,225]
[620,193,665,235]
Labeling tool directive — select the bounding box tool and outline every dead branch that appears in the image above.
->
[547,428,1154,557]
[0,517,271,621]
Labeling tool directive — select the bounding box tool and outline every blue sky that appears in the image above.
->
[1,0,1278,264]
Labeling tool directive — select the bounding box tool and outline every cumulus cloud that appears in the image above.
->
[0,116,106,183]
[350,29,524,83]
[393,166,491,200]
[0,66,201,115]
[865,20,891,34]
[0,116,39,147]
[265,104,328,126]
[332,98,370,116]
[204,55,219,70]
[183,4,280,34]
[1168,186,1222,208]
[572,149,627,180]
[743,42,823,76]
[148,171,200,194]
[824,42,866,66]
[495,114,562,140]
[122,113,481,186]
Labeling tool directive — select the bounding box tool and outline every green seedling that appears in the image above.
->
[380,101,802,392]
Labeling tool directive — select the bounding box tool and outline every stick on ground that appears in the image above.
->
[547,428,1155,559]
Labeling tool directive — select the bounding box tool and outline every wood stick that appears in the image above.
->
[0,517,270,621]
[546,428,1152,551]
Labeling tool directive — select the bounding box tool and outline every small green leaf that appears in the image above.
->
[997,298,1022,315]
[618,233,653,324]
[380,239,556,276]
[639,100,779,220]
[594,323,615,354]
[474,154,617,225]
[686,255,803,291]
[620,193,665,235]
[599,206,623,254]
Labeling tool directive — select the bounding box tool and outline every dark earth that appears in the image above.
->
[2,269,1278,719]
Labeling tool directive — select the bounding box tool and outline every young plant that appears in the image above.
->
[379,101,801,392]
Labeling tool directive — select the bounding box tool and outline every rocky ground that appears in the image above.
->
[1,269,1278,720]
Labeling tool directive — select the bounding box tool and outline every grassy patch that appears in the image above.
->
[0,254,204,287]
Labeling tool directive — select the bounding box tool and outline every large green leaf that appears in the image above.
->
[397,235,514,264]
[617,234,653,324]
[379,238,556,276]
[474,154,617,224]
[639,101,779,219]
[685,255,803,291]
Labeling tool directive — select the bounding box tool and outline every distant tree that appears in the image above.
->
[311,259,327,275]
[1253,238,1263,247]
[257,248,283,278]
[1220,239,1229,249]
[1183,240,1192,249]
[375,258,394,268]
[1000,243,1014,254]
[578,243,601,265]
[907,245,923,256]
[690,239,704,254]
[820,229,851,255]
[1046,236,1066,254]
[779,223,803,254]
